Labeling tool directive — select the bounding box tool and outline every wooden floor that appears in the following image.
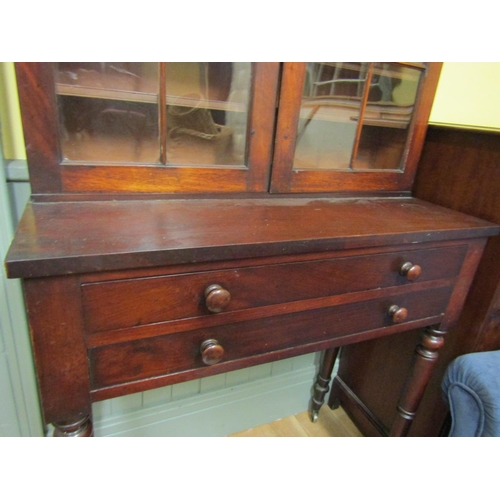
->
[230,405,363,437]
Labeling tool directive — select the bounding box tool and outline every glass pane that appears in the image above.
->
[165,62,251,166]
[293,62,369,170]
[353,63,423,170]
[55,63,160,163]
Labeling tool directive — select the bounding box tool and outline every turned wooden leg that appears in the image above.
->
[53,414,94,437]
[309,347,340,422]
[390,326,447,437]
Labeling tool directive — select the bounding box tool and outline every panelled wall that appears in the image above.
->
[334,125,500,436]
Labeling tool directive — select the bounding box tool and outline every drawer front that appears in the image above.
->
[82,245,466,333]
[89,286,453,390]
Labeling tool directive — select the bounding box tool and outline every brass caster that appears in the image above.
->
[309,410,319,423]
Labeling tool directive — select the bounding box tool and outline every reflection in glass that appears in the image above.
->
[293,62,368,170]
[293,62,424,172]
[354,63,423,170]
[55,63,160,164]
[165,62,251,166]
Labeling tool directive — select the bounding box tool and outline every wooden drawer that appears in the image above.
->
[82,245,466,334]
[89,285,453,390]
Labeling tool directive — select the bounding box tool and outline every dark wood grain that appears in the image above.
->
[14,61,438,198]
[77,239,470,283]
[200,339,225,365]
[61,164,250,193]
[204,284,231,313]
[414,126,500,344]
[23,276,91,425]
[400,64,443,190]
[14,62,280,195]
[81,244,466,334]
[330,335,416,436]
[400,262,422,281]
[329,376,387,436]
[439,239,487,331]
[15,63,61,193]
[330,236,486,435]
[5,197,497,279]
[159,62,167,164]
[328,237,486,437]
[310,347,341,421]
[270,62,307,192]
[349,63,375,167]
[246,62,280,191]
[415,127,500,223]
[8,63,500,438]
[388,305,408,323]
[89,285,453,391]
[85,279,457,348]
[390,326,446,436]
[92,316,448,402]
[333,126,500,436]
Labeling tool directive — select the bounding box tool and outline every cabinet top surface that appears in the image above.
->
[5,197,499,279]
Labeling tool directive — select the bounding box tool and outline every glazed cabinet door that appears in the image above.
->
[270,62,442,194]
[16,62,279,196]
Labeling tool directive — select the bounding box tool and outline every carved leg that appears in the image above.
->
[53,414,94,437]
[390,326,447,437]
[309,347,340,422]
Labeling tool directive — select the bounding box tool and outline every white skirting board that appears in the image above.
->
[93,354,324,437]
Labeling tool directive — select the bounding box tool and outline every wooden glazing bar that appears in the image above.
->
[159,62,167,164]
[349,63,374,170]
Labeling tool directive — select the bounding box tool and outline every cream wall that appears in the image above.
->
[0,63,25,160]
[429,62,500,131]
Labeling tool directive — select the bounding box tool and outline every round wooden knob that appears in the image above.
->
[200,339,225,365]
[388,305,409,324]
[204,284,231,313]
[399,262,422,282]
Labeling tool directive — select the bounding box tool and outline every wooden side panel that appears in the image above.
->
[334,126,500,436]
[15,63,61,193]
[334,237,487,436]
[463,238,500,352]
[439,239,486,331]
[415,126,500,354]
[23,276,91,424]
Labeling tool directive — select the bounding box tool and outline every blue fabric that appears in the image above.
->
[442,351,500,437]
